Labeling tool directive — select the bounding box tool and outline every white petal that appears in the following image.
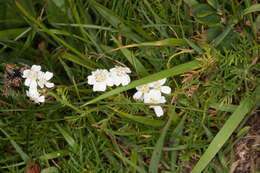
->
[30,80,38,88]
[106,77,114,87]
[113,79,121,86]
[24,78,31,86]
[44,72,53,80]
[148,82,156,88]
[121,76,130,86]
[133,91,143,100]
[37,96,45,103]
[45,82,54,88]
[125,67,131,73]
[159,96,166,104]
[161,86,171,94]
[87,75,96,85]
[159,78,166,85]
[109,67,116,72]
[148,89,162,98]
[37,81,44,88]
[37,71,44,78]
[22,70,30,78]
[31,65,41,71]
[93,82,106,92]
[152,106,164,117]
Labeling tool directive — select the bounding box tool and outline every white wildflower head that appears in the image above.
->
[109,66,131,86]
[22,64,54,104]
[22,65,41,88]
[26,88,45,104]
[88,69,113,92]
[133,84,151,101]
[37,71,54,88]
[144,90,166,117]
[148,78,171,94]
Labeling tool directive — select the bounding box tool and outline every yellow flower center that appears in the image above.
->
[150,98,158,104]
[141,85,150,93]
[95,72,106,82]
[28,71,38,80]
[153,83,162,90]
[116,67,126,76]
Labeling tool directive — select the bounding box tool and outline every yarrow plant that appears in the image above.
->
[87,66,131,92]
[22,65,54,104]
[87,66,171,117]
[133,78,171,117]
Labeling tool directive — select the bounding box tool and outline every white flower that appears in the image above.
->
[22,65,41,88]
[133,84,151,101]
[37,71,54,88]
[26,88,45,104]
[109,66,131,86]
[144,90,166,117]
[148,78,171,94]
[88,69,114,92]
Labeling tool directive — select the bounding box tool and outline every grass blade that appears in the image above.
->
[191,86,260,173]
[112,35,148,76]
[0,128,29,163]
[82,60,201,106]
[109,107,165,127]
[88,0,151,42]
[0,28,28,40]
[148,110,174,173]
[55,124,79,153]
[113,152,147,173]
[243,4,260,15]
[14,0,100,69]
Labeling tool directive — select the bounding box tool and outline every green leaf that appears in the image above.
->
[192,4,216,17]
[39,151,67,161]
[170,114,187,171]
[191,86,260,173]
[15,1,100,69]
[60,52,96,70]
[214,27,232,47]
[112,36,148,76]
[196,14,220,25]
[243,4,260,15]
[81,60,202,106]
[41,167,59,173]
[113,152,147,173]
[184,38,203,53]
[184,0,199,7]
[207,0,219,9]
[88,0,150,42]
[0,28,29,41]
[109,107,165,127]
[149,111,174,173]
[0,128,29,163]
[55,124,79,153]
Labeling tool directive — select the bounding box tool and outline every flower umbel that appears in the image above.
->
[144,90,166,117]
[22,65,41,88]
[148,78,171,94]
[26,88,45,104]
[133,84,151,101]
[88,69,113,92]
[109,66,131,86]
[37,71,54,88]
[133,78,171,117]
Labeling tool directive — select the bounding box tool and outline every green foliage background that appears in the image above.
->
[0,0,259,172]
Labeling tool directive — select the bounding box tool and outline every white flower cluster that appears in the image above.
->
[87,66,131,92]
[133,79,171,117]
[22,65,54,104]
[87,66,172,117]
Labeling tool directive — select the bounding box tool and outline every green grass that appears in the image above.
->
[0,0,259,172]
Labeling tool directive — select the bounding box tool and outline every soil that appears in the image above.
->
[231,111,260,173]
